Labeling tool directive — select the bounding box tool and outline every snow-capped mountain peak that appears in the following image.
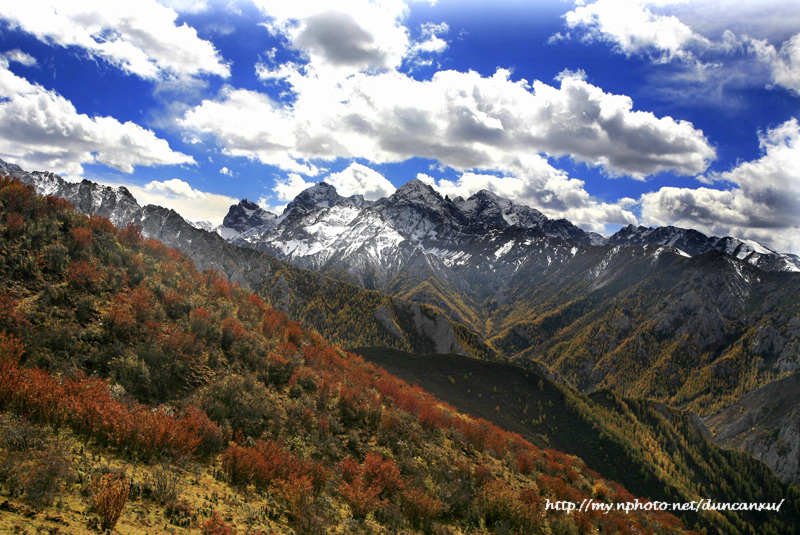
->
[609,225,800,272]
[285,182,343,213]
[222,198,277,233]
[386,179,445,208]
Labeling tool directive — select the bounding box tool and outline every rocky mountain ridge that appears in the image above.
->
[219,179,800,280]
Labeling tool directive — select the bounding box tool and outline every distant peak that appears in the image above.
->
[223,196,276,232]
[391,179,443,205]
[238,198,260,210]
[470,189,501,200]
[287,181,343,212]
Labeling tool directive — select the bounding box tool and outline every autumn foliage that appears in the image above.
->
[0,174,699,534]
[92,474,130,531]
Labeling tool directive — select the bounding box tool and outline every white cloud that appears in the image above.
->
[265,164,395,210]
[751,32,800,94]
[144,177,207,199]
[104,178,237,226]
[0,0,229,80]
[253,0,411,75]
[3,49,37,67]
[563,1,800,96]
[156,0,209,14]
[273,173,316,204]
[554,68,587,82]
[180,85,319,175]
[325,162,396,200]
[220,166,232,176]
[0,59,194,176]
[406,21,449,67]
[640,118,800,253]
[186,67,714,180]
[563,0,709,62]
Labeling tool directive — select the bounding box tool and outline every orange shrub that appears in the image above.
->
[0,332,24,364]
[93,474,130,531]
[71,226,93,250]
[119,223,142,245]
[200,512,237,535]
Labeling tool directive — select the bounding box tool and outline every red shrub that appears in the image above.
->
[0,361,214,460]
[180,406,227,457]
[272,475,314,510]
[285,321,304,345]
[0,182,35,213]
[401,487,444,528]
[88,214,116,235]
[119,223,142,245]
[4,212,25,236]
[66,260,102,289]
[201,512,237,535]
[221,316,247,350]
[71,226,93,250]
[337,453,403,519]
[261,308,287,338]
[0,332,24,364]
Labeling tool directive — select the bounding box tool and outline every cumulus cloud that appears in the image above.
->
[144,177,207,199]
[563,0,710,62]
[185,67,714,180]
[254,0,410,75]
[0,0,229,80]
[273,173,316,205]
[406,21,449,67]
[0,59,194,176]
[220,166,232,177]
[325,163,396,200]
[180,85,319,175]
[640,118,800,253]
[563,1,800,96]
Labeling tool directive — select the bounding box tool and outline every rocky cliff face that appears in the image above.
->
[706,374,800,486]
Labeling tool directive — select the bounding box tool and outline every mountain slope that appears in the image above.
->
[0,173,700,535]
[355,347,800,535]
[705,373,800,486]
[7,160,800,486]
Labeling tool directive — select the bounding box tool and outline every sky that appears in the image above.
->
[0,0,799,253]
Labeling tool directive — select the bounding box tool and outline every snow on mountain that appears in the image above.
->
[219,198,277,236]
[188,220,214,232]
[610,225,800,272]
[1,160,141,228]
[211,176,800,295]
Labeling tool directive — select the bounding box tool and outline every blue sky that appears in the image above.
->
[0,0,799,253]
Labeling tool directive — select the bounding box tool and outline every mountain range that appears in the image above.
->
[4,159,800,490]
[3,165,800,535]
[218,179,800,280]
